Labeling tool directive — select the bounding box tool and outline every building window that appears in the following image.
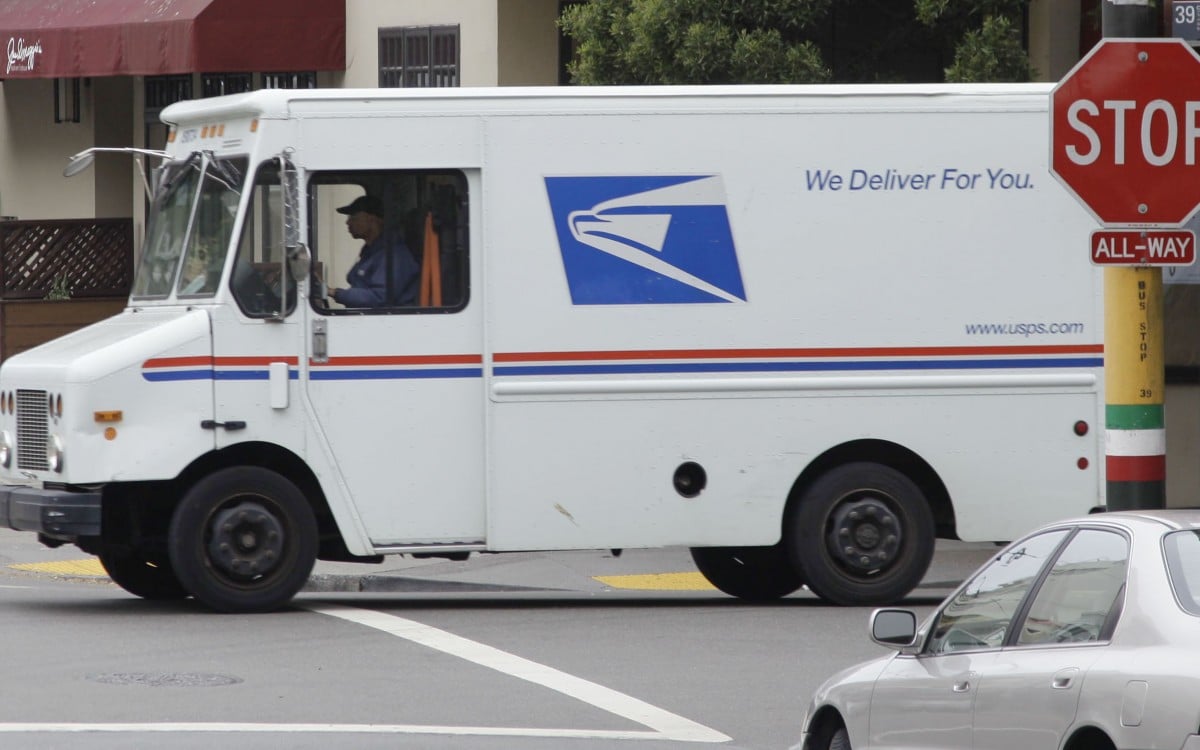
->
[201,73,253,98]
[263,72,317,89]
[379,25,460,87]
[53,78,81,123]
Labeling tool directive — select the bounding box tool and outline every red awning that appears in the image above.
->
[0,0,344,79]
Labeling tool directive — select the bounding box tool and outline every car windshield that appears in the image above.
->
[132,153,246,299]
[1164,529,1200,615]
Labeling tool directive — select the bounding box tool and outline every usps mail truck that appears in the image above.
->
[0,85,1104,612]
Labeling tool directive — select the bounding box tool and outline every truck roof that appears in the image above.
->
[160,82,1055,125]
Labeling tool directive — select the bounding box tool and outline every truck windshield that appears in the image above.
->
[132,153,247,300]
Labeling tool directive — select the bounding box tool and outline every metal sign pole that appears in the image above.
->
[1102,0,1166,511]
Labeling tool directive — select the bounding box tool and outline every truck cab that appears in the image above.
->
[0,91,480,612]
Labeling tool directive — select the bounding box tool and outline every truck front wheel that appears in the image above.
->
[788,462,934,606]
[168,467,318,613]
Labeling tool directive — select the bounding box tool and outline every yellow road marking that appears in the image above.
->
[593,572,715,591]
[10,559,106,577]
[9,560,715,591]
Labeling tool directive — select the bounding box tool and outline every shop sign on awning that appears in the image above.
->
[0,0,345,79]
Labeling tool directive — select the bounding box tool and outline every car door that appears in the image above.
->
[972,528,1129,750]
[869,529,1071,750]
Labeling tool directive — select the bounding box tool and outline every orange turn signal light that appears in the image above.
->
[94,410,123,423]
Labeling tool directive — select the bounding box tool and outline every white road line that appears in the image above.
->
[0,723,671,739]
[0,604,731,743]
[307,602,731,743]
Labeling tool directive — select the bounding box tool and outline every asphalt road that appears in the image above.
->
[0,531,995,750]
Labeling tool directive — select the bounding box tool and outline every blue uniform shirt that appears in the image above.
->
[333,230,419,307]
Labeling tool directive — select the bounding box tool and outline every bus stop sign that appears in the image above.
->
[1051,39,1200,227]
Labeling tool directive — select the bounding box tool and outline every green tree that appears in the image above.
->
[559,0,1035,85]
[559,0,833,84]
[915,0,1034,82]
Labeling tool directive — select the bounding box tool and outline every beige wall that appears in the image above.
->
[0,79,97,220]
[498,0,561,85]
[92,77,136,220]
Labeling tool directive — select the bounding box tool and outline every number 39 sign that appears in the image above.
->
[1173,0,1200,41]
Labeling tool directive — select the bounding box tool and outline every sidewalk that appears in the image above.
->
[0,526,996,596]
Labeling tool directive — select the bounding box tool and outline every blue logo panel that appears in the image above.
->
[545,175,746,304]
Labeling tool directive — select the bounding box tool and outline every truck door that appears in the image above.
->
[301,169,484,548]
[213,157,306,457]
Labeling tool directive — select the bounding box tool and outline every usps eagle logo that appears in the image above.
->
[545,175,746,304]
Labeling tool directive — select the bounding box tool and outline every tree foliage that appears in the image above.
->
[915,0,1034,82]
[559,0,832,84]
[559,0,1035,84]
[942,15,1034,82]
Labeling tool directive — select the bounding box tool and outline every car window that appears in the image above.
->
[925,530,1069,655]
[1016,529,1128,645]
[1164,529,1200,615]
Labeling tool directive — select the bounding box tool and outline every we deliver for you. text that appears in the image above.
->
[805,167,1033,192]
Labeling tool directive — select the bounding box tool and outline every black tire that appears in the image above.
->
[98,546,188,600]
[168,467,317,613]
[828,726,851,750]
[690,544,803,600]
[789,462,935,606]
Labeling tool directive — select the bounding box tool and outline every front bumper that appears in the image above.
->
[0,485,101,537]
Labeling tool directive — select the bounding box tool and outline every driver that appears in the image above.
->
[326,195,418,307]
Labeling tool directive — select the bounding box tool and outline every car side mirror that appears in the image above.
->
[870,608,917,648]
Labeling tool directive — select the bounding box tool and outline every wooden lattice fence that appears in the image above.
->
[0,218,133,299]
[0,218,133,360]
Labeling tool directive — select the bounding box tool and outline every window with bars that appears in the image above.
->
[53,78,81,123]
[263,71,317,89]
[379,25,460,88]
[145,75,193,122]
[201,73,253,98]
[153,72,317,109]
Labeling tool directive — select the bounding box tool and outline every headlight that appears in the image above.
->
[0,430,11,468]
[46,435,64,473]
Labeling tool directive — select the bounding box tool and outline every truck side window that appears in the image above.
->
[308,170,469,314]
[230,159,297,317]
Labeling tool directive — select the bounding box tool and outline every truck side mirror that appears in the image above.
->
[276,152,302,319]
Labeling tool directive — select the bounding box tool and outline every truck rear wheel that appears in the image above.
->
[98,547,187,600]
[168,467,317,613]
[789,462,934,606]
[690,544,803,600]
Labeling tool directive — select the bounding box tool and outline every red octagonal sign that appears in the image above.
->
[1051,39,1200,227]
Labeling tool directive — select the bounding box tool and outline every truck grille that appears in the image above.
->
[16,389,48,471]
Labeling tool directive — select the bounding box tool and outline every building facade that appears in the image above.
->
[0,0,562,233]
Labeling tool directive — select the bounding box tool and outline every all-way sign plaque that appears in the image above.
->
[1090,229,1196,266]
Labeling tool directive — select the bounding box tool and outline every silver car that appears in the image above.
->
[799,509,1200,750]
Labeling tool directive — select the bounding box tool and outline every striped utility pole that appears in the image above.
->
[1104,268,1165,509]
[1102,0,1166,510]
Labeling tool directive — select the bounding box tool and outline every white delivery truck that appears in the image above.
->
[0,85,1104,613]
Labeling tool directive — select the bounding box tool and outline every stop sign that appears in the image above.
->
[1051,39,1200,226]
